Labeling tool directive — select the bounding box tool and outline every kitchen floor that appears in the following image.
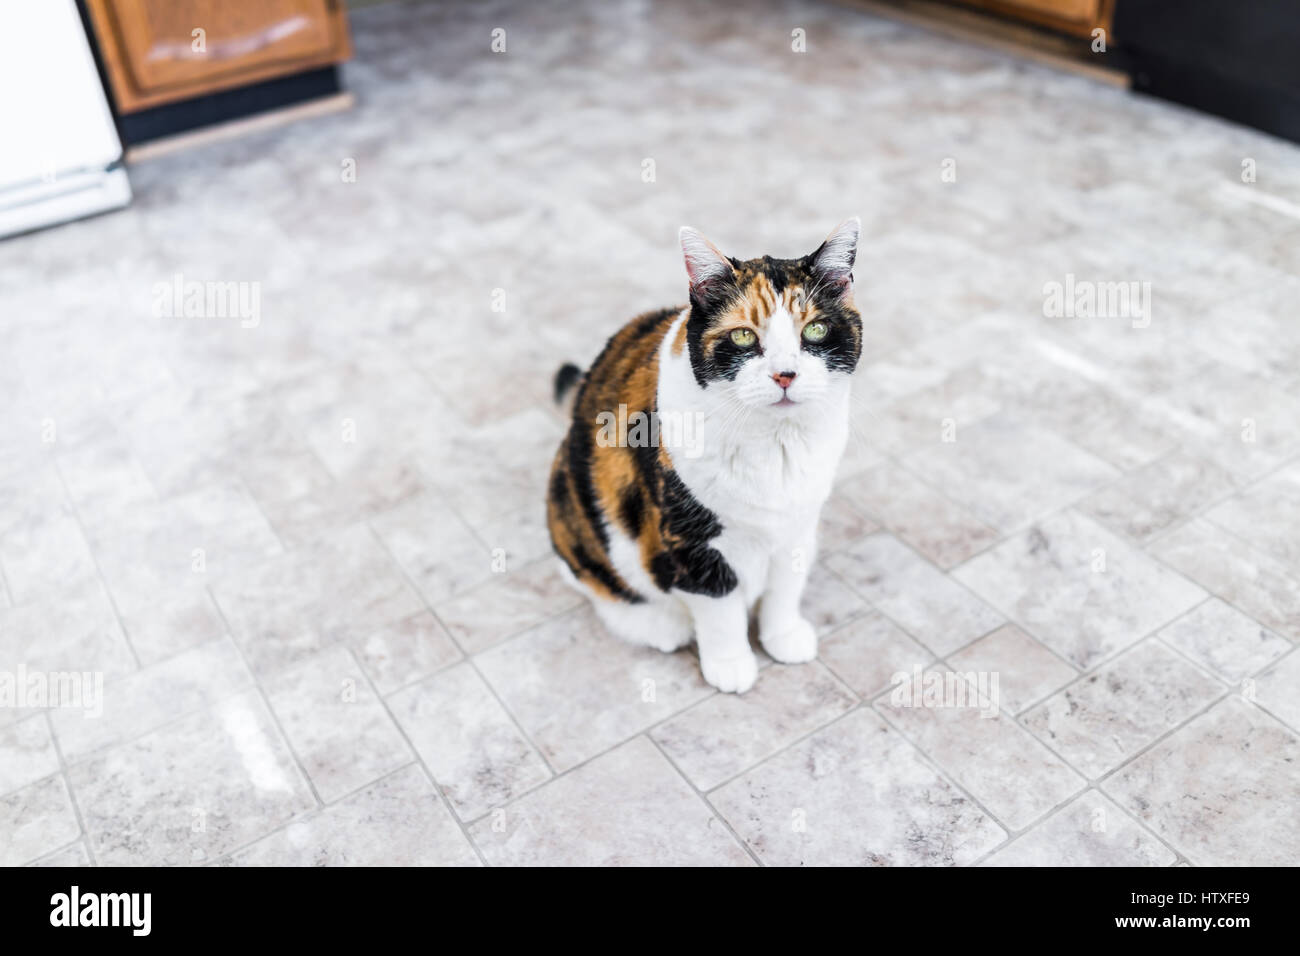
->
[4,0,1300,867]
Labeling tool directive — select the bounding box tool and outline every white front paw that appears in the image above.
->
[760,616,818,664]
[700,650,758,694]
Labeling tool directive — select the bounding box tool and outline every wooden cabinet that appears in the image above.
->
[84,0,351,113]
[947,0,1114,37]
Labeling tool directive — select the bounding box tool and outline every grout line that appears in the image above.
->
[204,584,326,810]
[362,520,562,807]
[209,759,422,865]
[50,459,142,671]
[18,646,257,787]
[692,698,865,800]
[864,642,1193,864]
[821,530,1012,661]
[35,711,99,868]
[340,643,492,868]
[1137,447,1300,552]
[644,734,763,867]
[0,554,13,608]
[862,693,1023,858]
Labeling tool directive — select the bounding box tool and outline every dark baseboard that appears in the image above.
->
[1116,0,1300,143]
[117,66,342,147]
[1129,55,1300,144]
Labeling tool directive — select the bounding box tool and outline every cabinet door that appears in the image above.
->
[85,0,351,112]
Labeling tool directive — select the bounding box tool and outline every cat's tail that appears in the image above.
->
[553,362,585,412]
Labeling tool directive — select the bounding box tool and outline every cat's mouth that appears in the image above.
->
[772,396,798,407]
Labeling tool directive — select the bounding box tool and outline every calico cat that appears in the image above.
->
[547,219,862,693]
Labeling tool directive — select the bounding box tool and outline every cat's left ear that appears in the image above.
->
[811,217,860,294]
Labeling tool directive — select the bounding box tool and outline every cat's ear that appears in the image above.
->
[811,217,860,294]
[679,227,735,302]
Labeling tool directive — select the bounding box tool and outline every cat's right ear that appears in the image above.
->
[679,227,735,304]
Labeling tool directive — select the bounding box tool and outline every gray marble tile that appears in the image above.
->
[836,461,1000,568]
[903,415,1118,533]
[1021,639,1223,779]
[711,708,1006,865]
[947,623,1077,715]
[212,525,423,678]
[1155,598,1291,683]
[231,765,479,866]
[262,644,411,803]
[1203,463,1300,570]
[388,661,551,820]
[468,736,751,866]
[432,559,584,655]
[89,481,284,616]
[981,791,1174,866]
[1076,450,1240,544]
[1154,362,1300,480]
[0,775,81,866]
[29,840,92,867]
[1044,389,1185,473]
[0,715,60,797]
[54,439,159,540]
[876,679,1085,830]
[1103,698,1300,866]
[814,492,881,554]
[1252,649,1300,733]
[0,582,136,728]
[416,408,563,533]
[818,608,936,698]
[351,611,462,695]
[115,591,228,667]
[651,663,857,791]
[258,460,431,550]
[474,606,714,772]
[825,532,1003,655]
[0,507,98,607]
[800,563,870,636]
[954,510,1207,669]
[50,639,252,763]
[1149,519,1300,640]
[463,500,554,572]
[858,363,1005,460]
[69,690,314,865]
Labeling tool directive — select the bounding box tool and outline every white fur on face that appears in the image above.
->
[727,303,836,412]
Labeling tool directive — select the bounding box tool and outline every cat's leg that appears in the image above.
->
[758,527,818,664]
[681,590,757,693]
[590,595,693,653]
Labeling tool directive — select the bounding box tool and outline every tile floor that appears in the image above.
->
[3,0,1300,866]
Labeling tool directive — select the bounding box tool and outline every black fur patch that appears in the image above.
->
[656,470,738,597]
[568,541,644,603]
[618,484,644,537]
[566,424,609,549]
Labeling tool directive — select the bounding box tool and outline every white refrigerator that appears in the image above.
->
[0,0,131,239]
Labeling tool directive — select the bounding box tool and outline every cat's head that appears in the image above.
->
[678,219,862,412]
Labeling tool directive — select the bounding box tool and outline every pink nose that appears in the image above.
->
[773,371,796,389]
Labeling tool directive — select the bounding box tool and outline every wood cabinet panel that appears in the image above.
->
[948,0,1114,37]
[85,0,351,112]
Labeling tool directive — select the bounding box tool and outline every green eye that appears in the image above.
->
[802,320,829,343]
[729,327,757,347]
